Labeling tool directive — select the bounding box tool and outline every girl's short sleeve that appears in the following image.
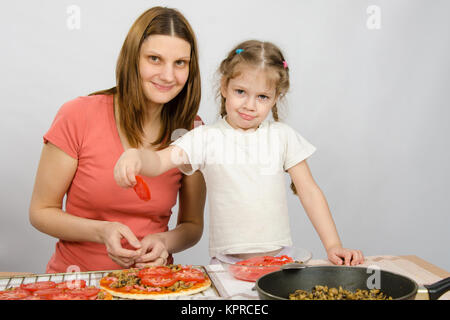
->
[193,115,205,128]
[283,125,317,171]
[171,125,206,175]
[43,98,87,160]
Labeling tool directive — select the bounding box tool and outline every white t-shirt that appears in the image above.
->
[171,117,316,257]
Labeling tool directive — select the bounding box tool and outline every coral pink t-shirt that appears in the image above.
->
[43,94,198,273]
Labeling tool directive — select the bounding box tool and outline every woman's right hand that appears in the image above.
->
[114,148,142,188]
[100,221,142,268]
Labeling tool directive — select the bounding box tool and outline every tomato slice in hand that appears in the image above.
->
[174,268,205,283]
[141,275,177,287]
[133,176,151,201]
[20,281,56,292]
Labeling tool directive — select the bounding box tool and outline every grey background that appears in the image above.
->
[1,0,449,273]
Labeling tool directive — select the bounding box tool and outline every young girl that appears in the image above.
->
[114,40,364,266]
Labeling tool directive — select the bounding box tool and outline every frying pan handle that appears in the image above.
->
[424,277,450,300]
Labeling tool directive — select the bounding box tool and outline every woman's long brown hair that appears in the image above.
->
[90,7,201,149]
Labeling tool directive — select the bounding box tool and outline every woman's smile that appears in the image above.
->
[151,81,175,92]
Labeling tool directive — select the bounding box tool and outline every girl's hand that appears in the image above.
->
[114,148,142,188]
[100,221,142,268]
[327,246,364,266]
[133,234,169,268]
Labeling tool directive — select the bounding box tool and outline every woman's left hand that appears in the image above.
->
[133,234,169,268]
[327,246,364,266]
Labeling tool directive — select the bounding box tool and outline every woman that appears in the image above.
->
[29,7,206,273]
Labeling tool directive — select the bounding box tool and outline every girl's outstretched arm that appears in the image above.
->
[288,160,364,266]
[114,145,191,188]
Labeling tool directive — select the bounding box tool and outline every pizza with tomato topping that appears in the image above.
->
[99,265,211,299]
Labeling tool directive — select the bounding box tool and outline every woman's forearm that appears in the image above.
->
[157,221,203,254]
[159,170,206,254]
[29,206,107,244]
[297,186,343,251]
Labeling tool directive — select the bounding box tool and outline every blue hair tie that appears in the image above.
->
[235,49,244,54]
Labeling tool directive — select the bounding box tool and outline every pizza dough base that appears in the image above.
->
[99,279,211,300]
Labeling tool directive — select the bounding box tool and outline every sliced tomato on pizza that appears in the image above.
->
[138,266,172,278]
[140,275,177,287]
[174,268,206,283]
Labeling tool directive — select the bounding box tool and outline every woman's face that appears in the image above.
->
[139,35,191,106]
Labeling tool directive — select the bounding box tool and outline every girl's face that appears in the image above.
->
[139,35,191,107]
[221,66,278,130]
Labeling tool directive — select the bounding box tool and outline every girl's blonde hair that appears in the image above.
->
[218,40,289,121]
[91,7,201,149]
[218,40,298,194]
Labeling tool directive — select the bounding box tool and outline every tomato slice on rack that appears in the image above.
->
[48,292,86,300]
[66,287,100,298]
[20,281,56,292]
[55,279,87,289]
[2,280,103,300]
[140,275,177,287]
[0,288,31,300]
[133,175,151,201]
[174,268,205,283]
[20,295,42,300]
[33,287,65,299]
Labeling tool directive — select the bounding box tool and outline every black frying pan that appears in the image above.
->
[255,266,450,300]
